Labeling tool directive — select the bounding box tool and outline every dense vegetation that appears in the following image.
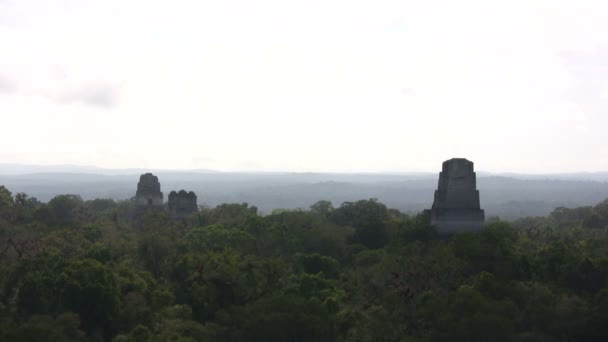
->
[1,184,608,341]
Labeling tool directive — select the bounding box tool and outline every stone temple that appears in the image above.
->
[168,190,198,218]
[135,173,164,207]
[430,158,485,233]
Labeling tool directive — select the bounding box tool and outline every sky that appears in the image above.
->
[0,0,607,173]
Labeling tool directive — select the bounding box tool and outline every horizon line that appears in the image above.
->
[1,162,608,176]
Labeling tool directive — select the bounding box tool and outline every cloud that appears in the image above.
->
[0,74,17,94]
[54,83,120,109]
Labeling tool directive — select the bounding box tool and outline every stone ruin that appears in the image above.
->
[133,173,198,220]
[430,158,485,233]
[168,190,198,218]
[135,173,164,207]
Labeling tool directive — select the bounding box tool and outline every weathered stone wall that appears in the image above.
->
[430,158,485,233]
[168,190,197,217]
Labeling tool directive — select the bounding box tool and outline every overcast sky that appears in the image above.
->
[1,0,607,173]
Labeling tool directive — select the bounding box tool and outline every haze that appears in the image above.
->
[1,0,607,173]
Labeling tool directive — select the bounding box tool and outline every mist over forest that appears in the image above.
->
[2,164,608,220]
[3,0,608,339]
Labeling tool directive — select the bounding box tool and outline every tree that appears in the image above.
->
[294,253,340,278]
[451,222,520,279]
[0,186,13,208]
[213,294,335,342]
[310,200,334,218]
[15,312,86,342]
[395,212,438,244]
[330,199,389,249]
[420,285,517,342]
[203,203,258,228]
[170,250,280,322]
[47,194,86,227]
[0,186,15,223]
[184,225,255,253]
[585,199,608,229]
[137,232,175,279]
[7,256,119,337]
[59,259,120,336]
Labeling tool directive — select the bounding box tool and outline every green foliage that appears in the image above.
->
[330,199,389,249]
[585,199,608,229]
[201,203,258,227]
[551,205,593,224]
[451,222,519,279]
[137,232,176,278]
[5,256,119,337]
[265,210,352,258]
[13,313,86,342]
[59,259,120,333]
[294,253,340,278]
[421,285,518,342]
[3,184,608,341]
[0,185,17,224]
[0,185,14,208]
[86,198,118,213]
[185,224,255,253]
[112,324,152,342]
[310,200,334,217]
[8,255,69,318]
[170,249,284,322]
[214,294,335,342]
[46,194,86,227]
[395,211,438,244]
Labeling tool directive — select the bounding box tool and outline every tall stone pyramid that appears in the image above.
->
[430,158,485,233]
[135,173,163,207]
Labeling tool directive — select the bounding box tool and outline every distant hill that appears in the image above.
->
[1,165,608,220]
[0,163,221,176]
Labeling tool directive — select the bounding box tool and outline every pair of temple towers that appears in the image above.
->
[135,173,197,217]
